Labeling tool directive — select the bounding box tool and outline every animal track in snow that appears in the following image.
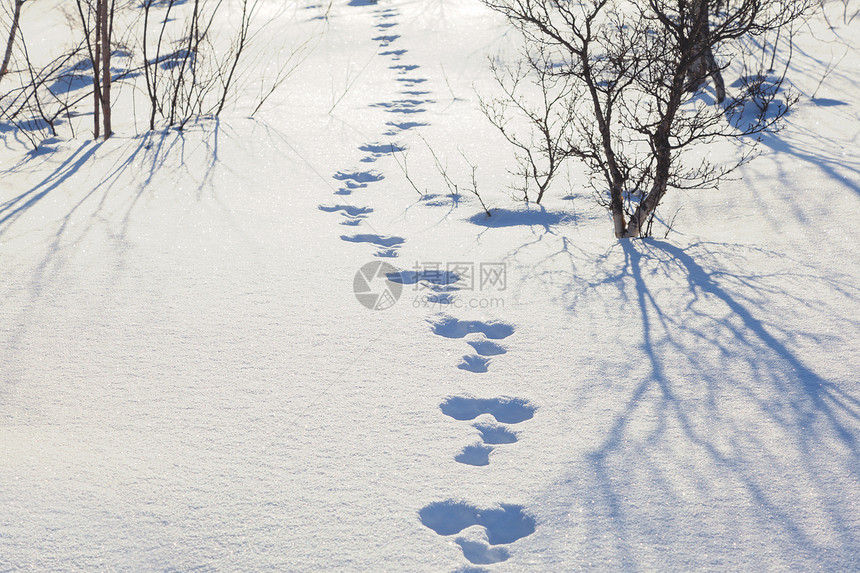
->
[390,268,460,286]
[370,99,428,114]
[456,536,510,565]
[419,501,536,565]
[380,49,407,60]
[474,423,517,445]
[332,170,384,195]
[457,340,507,372]
[318,204,373,216]
[458,355,490,373]
[359,142,404,155]
[431,316,514,372]
[440,397,535,424]
[466,339,506,356]
[430,316,514,340]
[441,396,536,466]
[341,233,405,257]
[318,204,373,226]
[332,171,385,195]
[359,142,404,163]
[333,170,383,186]
[454,443,493,466]
[390,269,459,307]
[372,34,400,46]
[384,121,428,136]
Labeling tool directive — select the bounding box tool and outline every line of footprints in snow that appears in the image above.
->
[424,319,538,569]
[425,393,538,568]
[317,3,428,258]
[312,4,538,569]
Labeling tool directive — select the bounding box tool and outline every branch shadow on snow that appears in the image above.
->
[755,113,860,200]
[0,141,100,239]
[556,238,860,569]
[0,119,224,293]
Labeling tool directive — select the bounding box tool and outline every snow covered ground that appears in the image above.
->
[1,0,859,570]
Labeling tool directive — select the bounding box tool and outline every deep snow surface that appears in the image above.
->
[1,1,859,571]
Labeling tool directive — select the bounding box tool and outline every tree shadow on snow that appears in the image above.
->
[545,238,860,569]
[0,119,224,294]
[468,206,575,231]
[756,122,860,200]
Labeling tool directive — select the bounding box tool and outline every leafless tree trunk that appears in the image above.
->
[99,0,112,139]
[77,0,111,140]
[76,0,101,139]
[93,2,101,140]
[0,0,24,82]
[685,0,727,103]
[625,76,685,238]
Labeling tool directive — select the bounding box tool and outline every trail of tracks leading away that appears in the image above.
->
[317,4,540,569]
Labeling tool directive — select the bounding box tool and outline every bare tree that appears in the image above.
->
[141,0,266,131]
[479,53,576,204]
[1,0,24,82]
[76,0,113,140]
[0,30,90,148]
[1,0,307,142]
[483,0,813,237]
